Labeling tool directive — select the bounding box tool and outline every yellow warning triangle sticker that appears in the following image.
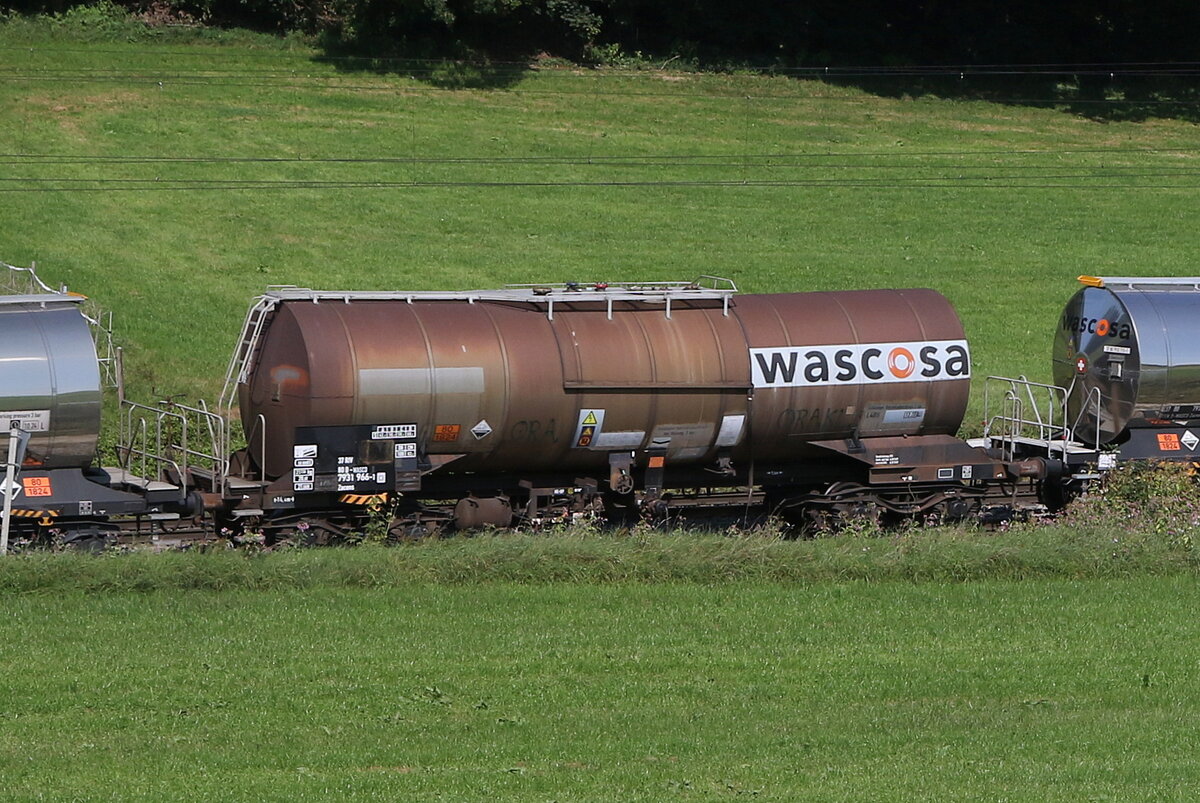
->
[582,411,598,426]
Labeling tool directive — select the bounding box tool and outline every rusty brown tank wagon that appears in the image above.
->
[218,277,1025,534]
[10,264,1151,548]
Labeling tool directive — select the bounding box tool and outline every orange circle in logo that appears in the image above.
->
[1096,319,1110,336]
[888,347,916,378]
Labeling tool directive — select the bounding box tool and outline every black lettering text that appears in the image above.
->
[919,346,941,377]
[834,349,855,381]
[945,345,970,376]
[803,351,829,383]
[754,352,797,384]
[861,348,883,380]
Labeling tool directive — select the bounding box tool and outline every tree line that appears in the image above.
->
[6,0,1200,68]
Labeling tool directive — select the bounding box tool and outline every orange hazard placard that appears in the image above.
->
[576,426,595,447]
[433,425,461,442]
[1158,433,1181,451]
[22,476,53,497]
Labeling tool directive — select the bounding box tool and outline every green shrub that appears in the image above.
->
[53,0,146,40]
[1063,461,1200,554]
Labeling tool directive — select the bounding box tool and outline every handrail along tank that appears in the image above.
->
[0,293,102,468]
[1054,276,1200,446]
[235,280,972,489]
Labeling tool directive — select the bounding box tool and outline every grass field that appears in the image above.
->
[4,25,1200,413]
[0,515,1197,799]
[3,577,1200,800]
[5,15,1200,800]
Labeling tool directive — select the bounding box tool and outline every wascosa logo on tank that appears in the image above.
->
[750,340,970,388]
[1060,314,1131,340]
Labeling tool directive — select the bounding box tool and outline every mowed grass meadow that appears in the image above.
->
[5,577,1200,800]
[5,15,1200,799]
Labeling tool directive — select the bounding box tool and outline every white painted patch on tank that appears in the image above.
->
[358,367,485,395]
[591,430,645,450]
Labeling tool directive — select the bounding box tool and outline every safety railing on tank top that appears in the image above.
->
[982,376,1103,462]
[117,393,226,498]
[2,261,121,392]
[1068,385,1104,453]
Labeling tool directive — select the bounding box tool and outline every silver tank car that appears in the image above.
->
[236,280,972,481]
[0,294,102,468]
[1053,276,1200,445]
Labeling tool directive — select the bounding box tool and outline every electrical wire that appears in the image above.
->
[5,56,1200,104]
[2,147,1199,165]
[3,173,1200,192]
[5,51,1200,192]
[5,148,1200,191]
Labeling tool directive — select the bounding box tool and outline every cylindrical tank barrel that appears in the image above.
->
[241,287,971,480]
[1054,278,1200,445]
[0,295,101,468]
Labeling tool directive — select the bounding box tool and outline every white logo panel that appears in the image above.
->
[750,339,970,389]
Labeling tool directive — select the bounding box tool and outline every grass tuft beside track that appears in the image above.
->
[0,519,1196,593]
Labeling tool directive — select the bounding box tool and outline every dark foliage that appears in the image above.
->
[5,0,1200,73]
[597,1,1200,69]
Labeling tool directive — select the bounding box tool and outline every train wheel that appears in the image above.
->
[941,495,981,523]
[55,526,117,553]
[603,490,639,527]
[640,493,671,526]
[387,511,450,542]
[258,513,355,547]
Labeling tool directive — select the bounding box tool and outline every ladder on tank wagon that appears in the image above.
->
[216,274,742,444]
[210,275,742,494]
[220,293,279,411]
[981,375,1102,463]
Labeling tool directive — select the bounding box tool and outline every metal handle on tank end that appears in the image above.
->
[0,425,31,556]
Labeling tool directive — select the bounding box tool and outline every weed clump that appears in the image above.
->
[1,464,1200,592]
[1059,460,1200,558]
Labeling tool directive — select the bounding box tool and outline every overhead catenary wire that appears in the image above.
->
[5,53,1200,104]
[2,146,1198,176]
[6,50,1200,193]
[5,150,1200,191]
[4,175,1200,192]
[3,146,1200,165]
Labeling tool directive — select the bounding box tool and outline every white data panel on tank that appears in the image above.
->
[0,409,50,432]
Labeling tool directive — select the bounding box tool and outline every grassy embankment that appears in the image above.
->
[4,18,1200,415]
